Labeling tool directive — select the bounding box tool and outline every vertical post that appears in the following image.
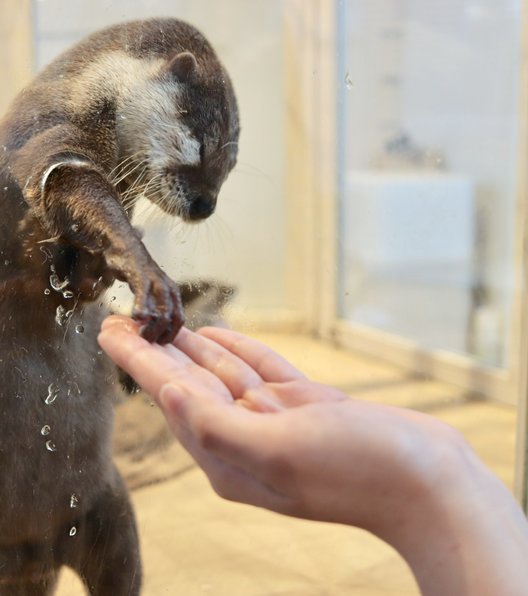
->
[282,0,339,336]
[513,0,528,509]
[283,0,319,333]
[313,0,339,338]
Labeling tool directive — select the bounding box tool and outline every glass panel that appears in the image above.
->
[0,1,523,592]
[338,0,521,367]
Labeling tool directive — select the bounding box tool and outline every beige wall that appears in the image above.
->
[0,0,33,115]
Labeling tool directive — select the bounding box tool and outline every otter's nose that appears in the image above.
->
[188,196,216,221]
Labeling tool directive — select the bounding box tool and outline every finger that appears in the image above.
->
[237,380,348,413]
[167,406,293,514]
[235,388,286,413]
[159,381,285,474]
[247,381,348,408]
[101,314,141,333]
[173,327,264,399]
[197,327,305,382]
[98,323,231,402]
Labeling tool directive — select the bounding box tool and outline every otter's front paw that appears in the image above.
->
[132,265,185,344]
[107,248,184,344]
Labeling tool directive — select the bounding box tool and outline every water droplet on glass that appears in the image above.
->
[50,274,69,292]
[110,296,116,302]
[45,440,57,452]
[4,259,9,266]
[3,186,7,191]
[49,265,70,292]
[75,324,84,334]
[44,383,59,405]
[44,288,51,295]
[62,290,74,299]
[345,72,354,90]
[70,494,79,508]
[55,305,74,326]
[66,381,81,397]
[40,424,51,436]
[55,305,65,325]
[69,526,77,536]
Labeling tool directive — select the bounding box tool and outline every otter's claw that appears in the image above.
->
[132,275,184,344]
[107,247,185,344]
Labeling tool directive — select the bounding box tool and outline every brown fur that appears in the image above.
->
[0,18,239,595]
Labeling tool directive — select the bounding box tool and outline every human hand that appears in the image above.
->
[98,316,528,596]
[98,315,453,533]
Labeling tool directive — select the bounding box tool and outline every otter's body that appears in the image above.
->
[0,18,239,594]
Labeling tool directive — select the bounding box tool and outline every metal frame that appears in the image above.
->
[513,0,528,508]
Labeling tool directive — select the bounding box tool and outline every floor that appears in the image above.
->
[56,332,518,595]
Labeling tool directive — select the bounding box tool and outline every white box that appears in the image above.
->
[342,170,475,352]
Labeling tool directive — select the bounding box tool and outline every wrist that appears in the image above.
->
[380,425,528,595]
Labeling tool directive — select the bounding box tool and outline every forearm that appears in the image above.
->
[383,439,528,596]
[13,138,183,341]
[41,162,142,258]
[43,165,183,340]
[8,121,124,250]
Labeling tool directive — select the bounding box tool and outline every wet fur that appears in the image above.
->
[0,18,239,594]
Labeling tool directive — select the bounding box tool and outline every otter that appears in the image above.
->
[0,17,239,595]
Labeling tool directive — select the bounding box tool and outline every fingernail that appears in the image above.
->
[97,327,132,350]
[102,319,138,334]
[102,315,132,328]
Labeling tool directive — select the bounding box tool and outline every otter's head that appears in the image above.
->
[123,50,239,223]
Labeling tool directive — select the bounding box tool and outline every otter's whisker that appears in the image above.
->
[112,158,149,186]
[219,141,239,150]
[108,150,146,179]
[121,164,150,199]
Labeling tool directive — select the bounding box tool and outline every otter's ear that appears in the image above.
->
[168,51,198,82]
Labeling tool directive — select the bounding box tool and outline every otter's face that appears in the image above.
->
[145,52,239,222]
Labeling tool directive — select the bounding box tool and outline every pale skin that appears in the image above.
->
[98,315,528,596]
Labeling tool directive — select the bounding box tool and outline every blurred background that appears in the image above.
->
[2,1,528,594]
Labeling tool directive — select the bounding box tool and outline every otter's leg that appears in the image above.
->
[62,473,141,596]
[0,540,60,596]
[0,573,58,596]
